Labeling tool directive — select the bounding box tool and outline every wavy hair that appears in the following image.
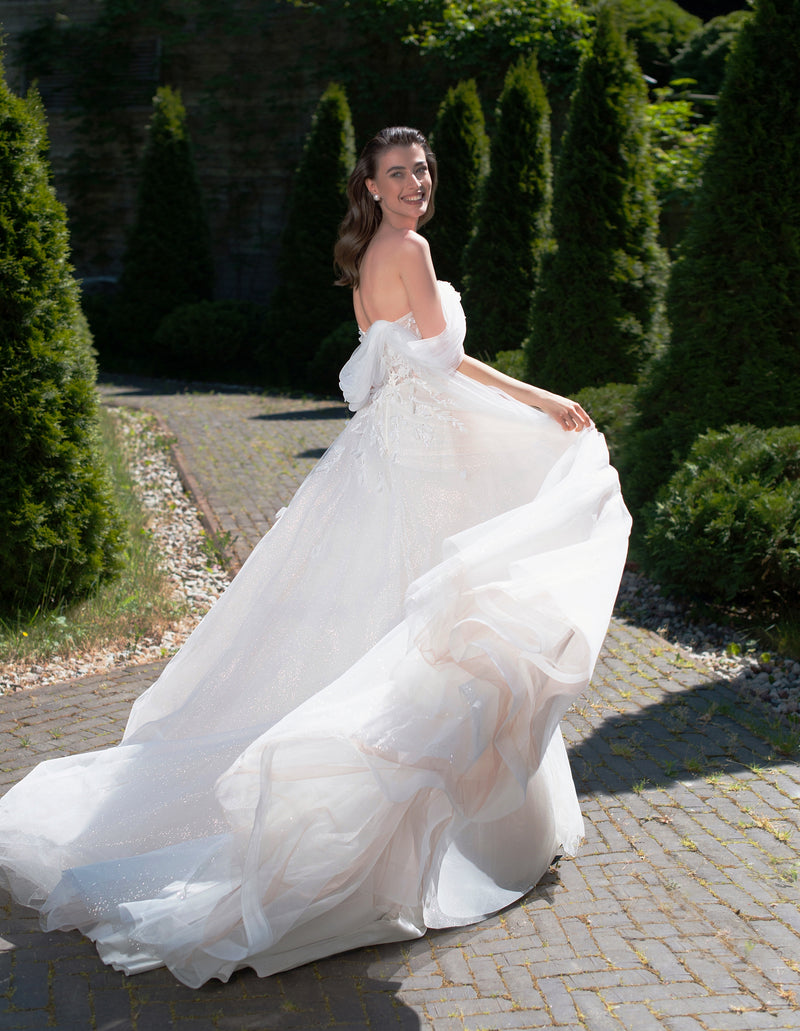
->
[334,127,437,289]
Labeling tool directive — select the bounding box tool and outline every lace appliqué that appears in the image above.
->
[348,340,466,490]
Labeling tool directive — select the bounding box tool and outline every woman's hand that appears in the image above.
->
[530,388,593,432]
[456,356,592,431]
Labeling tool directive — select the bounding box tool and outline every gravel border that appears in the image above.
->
[616,569,800,721]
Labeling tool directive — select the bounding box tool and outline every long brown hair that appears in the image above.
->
[334,127,438,290]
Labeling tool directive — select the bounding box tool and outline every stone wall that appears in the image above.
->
[1,1,359,303]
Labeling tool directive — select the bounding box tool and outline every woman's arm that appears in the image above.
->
[457,355,592,432]
[397,233,447,338]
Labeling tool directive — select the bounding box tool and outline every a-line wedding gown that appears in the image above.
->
[0,282,631,988]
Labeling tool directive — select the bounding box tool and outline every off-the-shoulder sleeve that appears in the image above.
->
[339,282,466,412]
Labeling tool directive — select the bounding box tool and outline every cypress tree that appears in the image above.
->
[426,80,489,291]
[0,64,124,614]
[113,85,213,367]
[461,56,553,361]
[525,5,667,397]
[264,82,355,389]
[623,0,800,515]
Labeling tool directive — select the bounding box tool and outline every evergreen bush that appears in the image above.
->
[426,80,489,290]
[622,0,800,516]
[154,301,267,384]
[643,425,800,610]
[0,66,125,615]
[525,5,668,397]
[461,56,553,360]
[264,82,355,390]
[111,86,213,371]
[610,0,702,85]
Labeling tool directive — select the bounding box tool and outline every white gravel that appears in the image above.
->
[616,568,800,722]
[0,407,231,693]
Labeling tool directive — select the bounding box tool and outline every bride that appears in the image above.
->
[0,127,631,988]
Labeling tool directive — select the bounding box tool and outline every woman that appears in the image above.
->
[339,127,591,432]
[0,128,630,988]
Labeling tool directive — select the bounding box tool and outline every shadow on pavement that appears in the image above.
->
[0,896,423,1029]
[252,406,348,422]
[569,673,797,796]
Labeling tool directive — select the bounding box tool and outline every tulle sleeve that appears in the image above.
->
[339,282,466,412]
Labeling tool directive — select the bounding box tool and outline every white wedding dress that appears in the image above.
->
[0,283,630,988]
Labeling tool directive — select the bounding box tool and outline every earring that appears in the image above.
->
[372,194,380,201]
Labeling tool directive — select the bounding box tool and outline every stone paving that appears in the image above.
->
[1,377,799,1031]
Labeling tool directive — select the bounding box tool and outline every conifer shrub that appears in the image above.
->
[622,0,800,517]
[0,67,125,615]
[643,425,800,611]
[426,80,489,290]
[153,301,267,384]
[264,82,355,390]
[111,86,213,370]
[611,0,702,84]
[461,56,553,361]
[524,6,668,397]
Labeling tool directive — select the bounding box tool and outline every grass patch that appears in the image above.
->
[0,408,182,667]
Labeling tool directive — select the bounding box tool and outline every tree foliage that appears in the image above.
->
[609,0,702,84]
[647,87,716,250]
[462,55,553,360]
[112,85,214,369]
[264,82,356,390]
[622,0,800,517]
[406,0,593,108]
[671,8,752,116]
[524,6,667,396]
[426,80,489,290]
[0,63,124,615]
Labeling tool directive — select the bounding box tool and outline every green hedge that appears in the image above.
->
[643,424,800,611]
[154,301,267,384]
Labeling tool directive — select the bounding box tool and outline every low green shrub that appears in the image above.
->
[154,301,267,383]
[643,424,800,611]
[491,349,527,380]
[307,321,360,398]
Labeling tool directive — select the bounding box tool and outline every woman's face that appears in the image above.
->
[365,143,432,227]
